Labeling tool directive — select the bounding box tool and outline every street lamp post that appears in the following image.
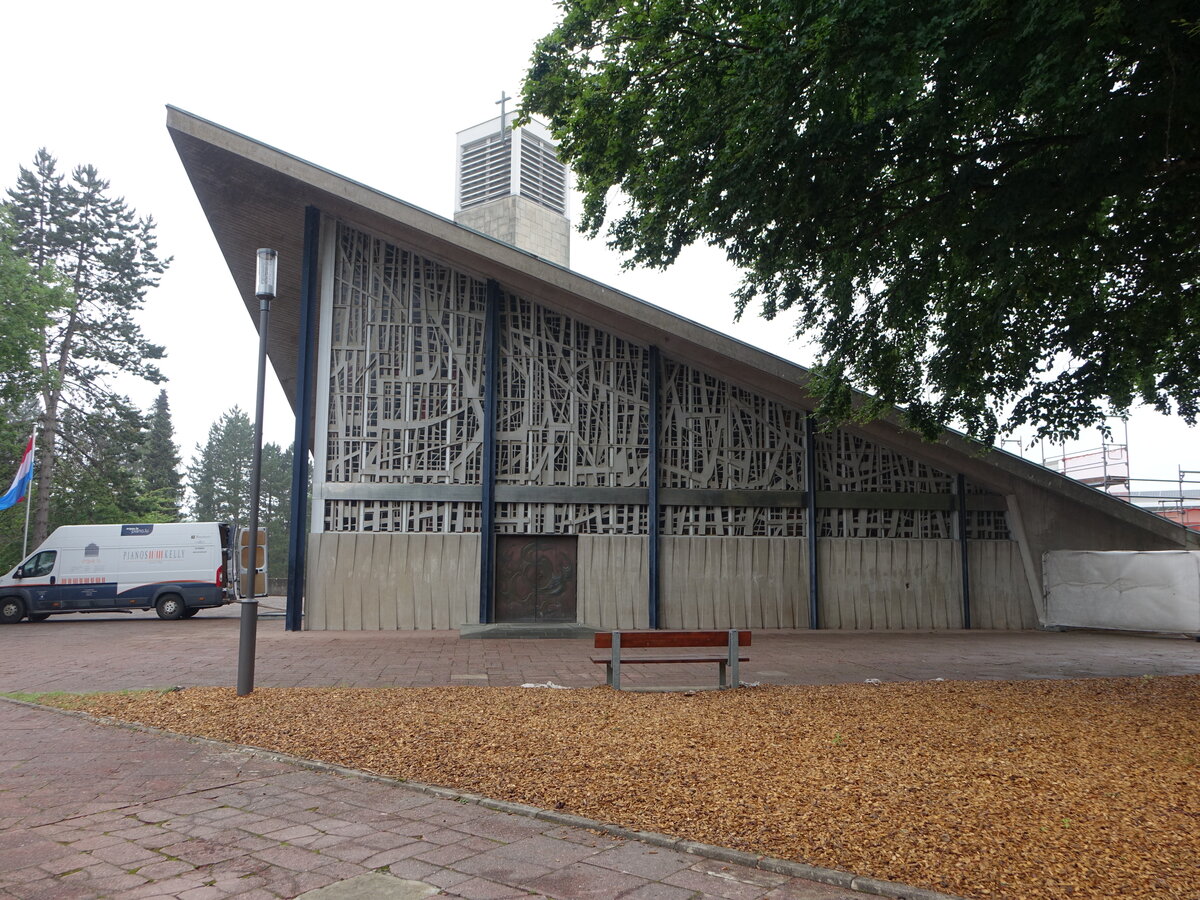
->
[237,248,277,697]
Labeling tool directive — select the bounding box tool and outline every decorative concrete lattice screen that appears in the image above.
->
[967,509,1011,541]
[325,224,486,532]
[661,360,808,537]
[814,432,1010,540]
[496,291,650,534]
[816,431,953,538]
[323,222,1010,541]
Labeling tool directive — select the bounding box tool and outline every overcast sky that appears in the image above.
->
[3,0,1196,498]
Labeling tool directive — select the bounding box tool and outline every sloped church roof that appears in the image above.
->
[165,105,1195,547]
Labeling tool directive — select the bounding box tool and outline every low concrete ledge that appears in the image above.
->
[458,622,598,639]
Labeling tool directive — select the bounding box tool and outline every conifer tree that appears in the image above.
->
[4,149,169,543]
[141,390,183,521]
[186,408,296,591]
[52,401,153,528]
[187,407,253,527]
[259,442,295,591]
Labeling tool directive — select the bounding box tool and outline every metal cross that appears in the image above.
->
[496,90,511,141]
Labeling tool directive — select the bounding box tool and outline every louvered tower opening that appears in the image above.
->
[518,132,567,215]
[460,132,512,210]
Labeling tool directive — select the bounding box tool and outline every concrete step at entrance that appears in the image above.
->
[459,622,598,640]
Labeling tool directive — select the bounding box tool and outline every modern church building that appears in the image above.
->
[166,106,1199,633]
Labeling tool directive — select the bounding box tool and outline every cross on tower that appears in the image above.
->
[496,90,512,141]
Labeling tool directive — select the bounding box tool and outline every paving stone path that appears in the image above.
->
[3,612,1199,694]
[0,701,869,900]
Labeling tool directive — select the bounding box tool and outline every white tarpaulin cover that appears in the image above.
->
[1043,551,1200,633]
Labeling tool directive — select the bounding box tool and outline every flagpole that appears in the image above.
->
[21,424,37,559]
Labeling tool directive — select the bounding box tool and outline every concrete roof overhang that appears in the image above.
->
[166,105,1198,548]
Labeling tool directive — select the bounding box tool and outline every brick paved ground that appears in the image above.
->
[2,611,1199,898]
[0,701,868,900]
[1,607,1198,694]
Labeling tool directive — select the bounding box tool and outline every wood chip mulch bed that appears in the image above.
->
[43,675,1200,900]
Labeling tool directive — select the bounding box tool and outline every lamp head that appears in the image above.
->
[255,249,278,300]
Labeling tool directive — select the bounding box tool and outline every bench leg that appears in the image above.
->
[728,629,740,689]
[605,662,613,687]
[611,633,621,691]
[718,660,727,689]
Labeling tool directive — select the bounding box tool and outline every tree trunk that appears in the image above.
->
[32,299,78,548]
[31,408,56,547]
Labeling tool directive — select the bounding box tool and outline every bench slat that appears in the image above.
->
[594,630,751,649]
[591,655,749,665]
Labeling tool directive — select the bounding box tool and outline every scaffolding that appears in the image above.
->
[1121,469,1200,532]
[1044,444,1131,497]
[1034,420,1200,532]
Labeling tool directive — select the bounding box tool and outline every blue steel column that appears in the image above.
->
[478,279,501,624]
[957,472,972,629]
[648,346,661,629]
[805,413,820,629]
[285,206,321,632]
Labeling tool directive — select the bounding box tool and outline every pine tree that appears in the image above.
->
[51,401,152,528]
[4,150,169,544]
[259,442,295,590]
[141,390,183,521]
[187,407,253,528]
[186,409,297,592]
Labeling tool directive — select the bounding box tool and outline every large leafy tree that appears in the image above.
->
[0,211,64,405]
[0,399,169,571]
[0,397,44,570]
[1,211,172,565]
[522,0,1200,442]
[5,149,169,543]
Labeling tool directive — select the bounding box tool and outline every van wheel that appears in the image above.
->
[27,613,51,622]
[155,595,186,620]
[0,597,25,624]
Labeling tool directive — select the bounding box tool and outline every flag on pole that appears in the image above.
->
[0,434,35,512]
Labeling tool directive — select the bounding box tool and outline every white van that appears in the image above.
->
[0,522,234,624]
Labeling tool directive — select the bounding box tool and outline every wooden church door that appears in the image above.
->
[494,536,578,623]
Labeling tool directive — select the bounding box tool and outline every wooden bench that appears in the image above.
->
[592,630,751,691]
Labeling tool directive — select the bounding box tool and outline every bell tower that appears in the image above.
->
[454,94,570,267]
